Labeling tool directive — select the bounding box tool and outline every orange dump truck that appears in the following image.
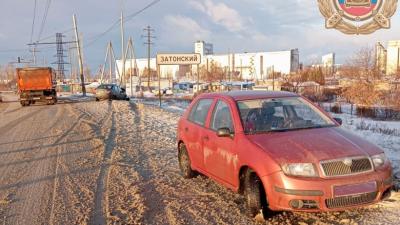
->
[16,67,57,106]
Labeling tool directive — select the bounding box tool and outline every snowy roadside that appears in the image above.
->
[57,92,96,102]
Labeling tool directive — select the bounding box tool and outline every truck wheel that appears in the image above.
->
[244,171,264,217]
[178,143,195,179]
[20,101,26,107]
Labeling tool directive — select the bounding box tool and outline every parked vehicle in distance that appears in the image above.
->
[95,84,129,101]
[177,91,393,217]
[16,67,57,106]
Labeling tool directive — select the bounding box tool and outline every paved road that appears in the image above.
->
[0,95,399,225]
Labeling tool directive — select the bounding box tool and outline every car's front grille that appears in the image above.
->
[320,157,373,177]
[325,192,377,209]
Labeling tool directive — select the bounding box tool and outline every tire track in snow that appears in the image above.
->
[91,105,117,225]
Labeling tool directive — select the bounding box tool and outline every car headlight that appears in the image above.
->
[282,163,318,177]
[371,153,387,168]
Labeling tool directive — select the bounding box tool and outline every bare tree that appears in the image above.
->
[345,46,380,81]
[342,81,382,116]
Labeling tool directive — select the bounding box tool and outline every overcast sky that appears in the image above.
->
[0,0,399,71]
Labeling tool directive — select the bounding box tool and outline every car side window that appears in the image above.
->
[188,99,214,126]
[211,100,234,132]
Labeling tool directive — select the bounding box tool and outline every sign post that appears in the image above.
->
[156,53,201,108]
[158,64,161,107]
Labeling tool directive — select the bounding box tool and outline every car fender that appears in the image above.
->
[234,136,282,190]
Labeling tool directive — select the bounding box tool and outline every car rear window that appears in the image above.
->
[188,99,213,126]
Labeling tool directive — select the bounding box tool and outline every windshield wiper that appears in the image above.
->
[246,125,336,134]
[279,124,336,132]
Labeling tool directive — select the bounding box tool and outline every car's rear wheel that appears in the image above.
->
[178,143,195,179]
[244,171,265,217]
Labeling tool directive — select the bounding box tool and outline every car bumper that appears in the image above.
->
[261,165,393,212]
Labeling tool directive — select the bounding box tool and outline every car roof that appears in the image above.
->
[199,91,299,101]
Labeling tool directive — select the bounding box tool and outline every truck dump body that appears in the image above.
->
[16,67,57,106]
[17,67,56,91]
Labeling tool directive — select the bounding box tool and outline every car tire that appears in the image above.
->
[178,143,195,179]
[96,98,100,102]
[244,171,264,218]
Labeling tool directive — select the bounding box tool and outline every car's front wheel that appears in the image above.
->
[178,143,195,179]
[244,171,265,217]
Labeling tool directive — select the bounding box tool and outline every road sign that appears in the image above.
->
[156,53,201,65]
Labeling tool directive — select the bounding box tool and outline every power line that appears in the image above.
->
[37,0,52,41]
[30,0,37,44]
[36,28,73,43]
[0,45,54,53]
[125,0,160,21]
[84,0,161,48]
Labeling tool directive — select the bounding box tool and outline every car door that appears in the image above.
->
[202,99,237,185]
[116,86,123,99]
[184,98,215,171]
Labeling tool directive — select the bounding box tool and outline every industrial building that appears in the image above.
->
[116,41,300,82]
[376,40,400,76]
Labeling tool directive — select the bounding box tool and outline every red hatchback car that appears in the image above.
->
[177,91,393,216]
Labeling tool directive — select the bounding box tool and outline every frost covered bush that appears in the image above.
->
[356,121,400,136]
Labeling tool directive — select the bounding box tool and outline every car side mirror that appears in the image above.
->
[217,128,233,138]
[333,118,343,125]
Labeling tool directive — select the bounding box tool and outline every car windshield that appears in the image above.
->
[237,97,336,134]
[98,85,114,90]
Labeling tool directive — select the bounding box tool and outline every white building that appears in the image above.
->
[376,42,387,74]
[386,40,400,76]
[375,40,400,76]
[116,41,300,81]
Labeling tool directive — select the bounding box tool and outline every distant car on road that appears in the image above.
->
[177,91,393,217]
[95,84,129,101]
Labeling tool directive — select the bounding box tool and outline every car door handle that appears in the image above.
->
[203,136,209,141]
[184,127,189,132]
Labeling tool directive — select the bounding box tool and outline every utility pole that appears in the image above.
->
[142,26,155,91]
[228,49,231,82]
[73,14,86,96]
[124,37,137,97]
[30,46,38,65]
[272,65,275,91]
[120,11,126,87]
[240,59,243,81]
[100,42,120,84]
[109,42,113,82]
